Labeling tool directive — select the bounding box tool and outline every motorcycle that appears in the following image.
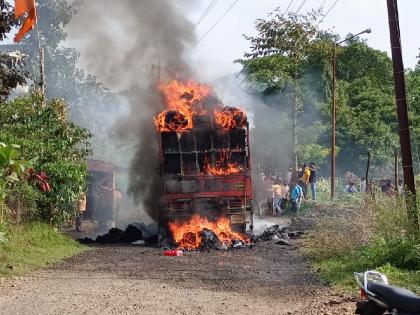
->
[354,271,420,315]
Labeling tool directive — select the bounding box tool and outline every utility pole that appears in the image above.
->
[387,0,419,230]
[39,47,46,106]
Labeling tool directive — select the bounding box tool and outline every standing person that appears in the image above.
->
[397,179,404,195]
[280,183,290,211]
[286,167,293,185]
[93,179,114,228]
[75,193,86,232]
[383,180,395,197]
[309,162,317,201]
[345,181,357,194]
[300,163,311,199]
[360,176,367,193]
[290,182,303,214]
[271,180,283,215]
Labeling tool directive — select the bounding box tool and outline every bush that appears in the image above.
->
[6,182,43,222]
[0,94,91,224]
[303,194,420,292]
[304,201,373,259]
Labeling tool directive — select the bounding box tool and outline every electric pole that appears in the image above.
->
[387,0,419,230]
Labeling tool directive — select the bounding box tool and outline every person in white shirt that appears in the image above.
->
[360,176,367,193]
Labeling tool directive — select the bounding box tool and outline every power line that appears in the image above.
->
[194,0,219,29]
[318,0,329,10]
[283,0,295,16]
[193,0,240,48]
[295,0,306,14]
[318,0,328,11]
[319,0,339,24]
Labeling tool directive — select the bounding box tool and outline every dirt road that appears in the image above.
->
[0,234,357,315]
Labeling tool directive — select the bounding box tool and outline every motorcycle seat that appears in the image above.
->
[368,282,420,313]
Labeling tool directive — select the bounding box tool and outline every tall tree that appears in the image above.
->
[0,0,26,99]
[7,0,131,165]
[240,10,325,169]
[406,63,420,174]
[331,41,398,174]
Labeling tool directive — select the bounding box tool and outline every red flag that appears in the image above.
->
[14,0,37,42]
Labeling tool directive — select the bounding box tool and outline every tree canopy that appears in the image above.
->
[239,9,411,176]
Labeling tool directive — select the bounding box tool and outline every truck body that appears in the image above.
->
[158,114,253,234]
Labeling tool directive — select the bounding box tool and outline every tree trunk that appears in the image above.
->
[365,151,371,194]
[293,81,298,170]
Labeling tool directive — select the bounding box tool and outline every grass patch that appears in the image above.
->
[301,199,420,294]
[0,222,87,276]
[314,255,420,294]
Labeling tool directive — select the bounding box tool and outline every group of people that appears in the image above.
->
[345,171,404,196]
[263,162,318,216]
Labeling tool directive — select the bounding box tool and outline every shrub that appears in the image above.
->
[0,94,91,224]
[304,202,374,259]
[6,182,42,222]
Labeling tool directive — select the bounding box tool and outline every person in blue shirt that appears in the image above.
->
[290,182,303,213]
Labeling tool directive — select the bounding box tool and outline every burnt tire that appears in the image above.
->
[355,300,386,315]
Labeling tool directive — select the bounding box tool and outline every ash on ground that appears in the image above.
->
[253,224,304,246]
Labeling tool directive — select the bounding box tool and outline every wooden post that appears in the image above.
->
[39,47,46,107]
[387,0,418,231]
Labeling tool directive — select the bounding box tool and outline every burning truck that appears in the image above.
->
[154,80,253,249]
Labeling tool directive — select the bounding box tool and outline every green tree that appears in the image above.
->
[407,64,420,174]
[240,10,329,169]
[330,41,398,173]
[0,143,35,222]
[12,0,130,165]
[0,0,26,99]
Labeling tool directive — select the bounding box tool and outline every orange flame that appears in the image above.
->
[203,152,242,175]
[168,214,250,250]
[214,106,247,130]
[155,80,210,132]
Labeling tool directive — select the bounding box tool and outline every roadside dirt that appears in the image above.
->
[0,223,359,315]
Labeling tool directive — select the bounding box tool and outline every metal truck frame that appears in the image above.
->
[158,115,253,238]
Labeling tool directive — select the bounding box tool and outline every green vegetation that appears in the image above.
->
[302,197,420,294]
[0,1,95,277]
[0,95,91,224]
[239,8,420,177]
[0,96,90,275]
[0,222,87,276]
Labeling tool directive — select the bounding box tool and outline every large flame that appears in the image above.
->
[203,152,242,175]
[155,80,210,132]
[168,214,250,250]
[214,106,247,130]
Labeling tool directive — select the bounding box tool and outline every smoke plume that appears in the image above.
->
[67,0,195,221]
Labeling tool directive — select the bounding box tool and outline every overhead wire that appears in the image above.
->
[317,0,329,11]
[283,0,295,16]
[194,0,219,29]
[192,0,240,48]
[319,0,339,24]
[295,0,306,14]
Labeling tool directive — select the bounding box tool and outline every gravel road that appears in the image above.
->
[0,233,358,315]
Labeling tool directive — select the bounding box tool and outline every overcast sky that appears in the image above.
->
[187,0,419,81]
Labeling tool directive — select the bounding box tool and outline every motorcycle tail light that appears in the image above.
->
[360,288,367,298]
